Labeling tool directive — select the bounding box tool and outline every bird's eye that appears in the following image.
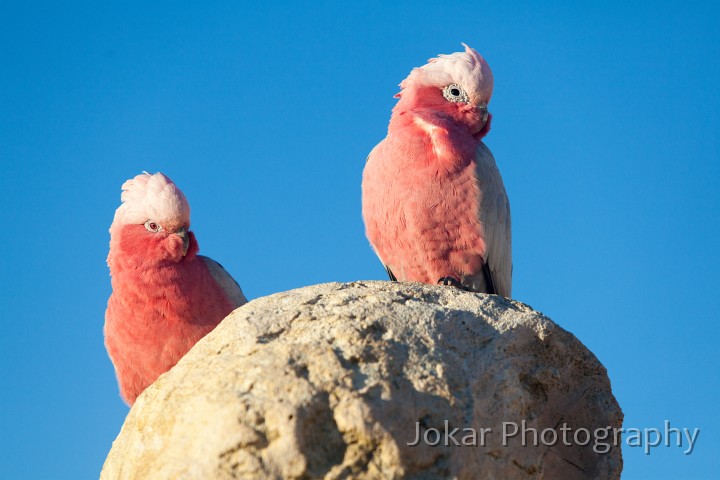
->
[442,84,469,103]
[144,220,163,233]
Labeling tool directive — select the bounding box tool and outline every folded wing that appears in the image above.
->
[463,142,512,297]
[199,255,248,308]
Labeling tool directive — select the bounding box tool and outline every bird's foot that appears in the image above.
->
[437,276,470,291]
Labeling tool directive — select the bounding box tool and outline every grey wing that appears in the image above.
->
[464,142,512,297]
[199,255,248,308]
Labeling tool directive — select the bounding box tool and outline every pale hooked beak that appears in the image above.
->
[175,227,190,256]
[477,103,489,129]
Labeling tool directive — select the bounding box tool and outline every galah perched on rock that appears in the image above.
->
[362,44,512,297]
[104,172,247,405]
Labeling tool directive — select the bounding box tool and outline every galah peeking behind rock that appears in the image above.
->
[104,172,247,405]
[362,44,512,297]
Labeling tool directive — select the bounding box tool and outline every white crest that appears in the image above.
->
[400,43,493,103]
[111,172,190,228]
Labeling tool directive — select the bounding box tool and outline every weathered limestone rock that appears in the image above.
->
[101,281,622,479]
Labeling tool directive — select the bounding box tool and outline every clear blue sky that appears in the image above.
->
[1,1,717,478]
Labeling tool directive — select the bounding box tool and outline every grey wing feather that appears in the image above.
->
[463,142,512,297]
[385,265,398,282]
[199,255,248,308]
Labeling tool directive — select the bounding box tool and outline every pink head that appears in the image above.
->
[393,43,494,139]
[109,172,197,265]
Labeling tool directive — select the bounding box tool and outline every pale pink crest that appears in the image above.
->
[111,172,191,228]
[399,43,493,104]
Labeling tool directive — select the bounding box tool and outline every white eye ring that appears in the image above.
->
[442,84,469,103]
[144,220,163,233]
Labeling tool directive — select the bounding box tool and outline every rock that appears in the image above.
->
[101,281,623,480]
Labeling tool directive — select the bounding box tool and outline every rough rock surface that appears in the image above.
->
[101,281,623,480]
